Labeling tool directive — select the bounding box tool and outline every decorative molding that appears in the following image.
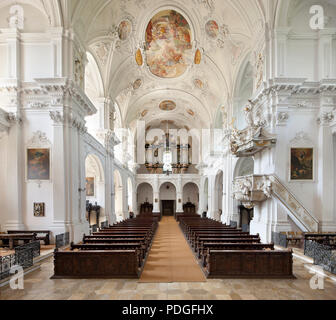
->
[91,42,112,66]
[276,112,289,126]
[317,111,334,126]
[0,108,10,133]
[7,112,22,125]
[229,101,276,157]
[27,101,49,109]
[27,131,51,147]
[232,175,272,209]
[290,131,313,146]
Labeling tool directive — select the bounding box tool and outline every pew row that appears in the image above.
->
[51,250,140,279]
[205,249,294,279]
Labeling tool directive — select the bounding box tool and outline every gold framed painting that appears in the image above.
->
[290,148,313,181]
[86,177,95,197]
[27,148,50,181]
[34,203,45,217]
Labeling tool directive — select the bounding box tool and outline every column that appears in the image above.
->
[152,175,160,213]
[4,116,25,230]
[317,105,335,230]
[176,175,183,213]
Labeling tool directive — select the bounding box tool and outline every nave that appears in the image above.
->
[1,215,336,300]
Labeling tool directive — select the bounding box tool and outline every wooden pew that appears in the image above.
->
[52,216,158,279]
[0,233,37,249]
[70,242,146,261]
[192,234,259,248]
[195,237,261,255]
[205,249,294,279]
[199,243,274,264]
[179,216,294,279]
[7,230,51,245]
[52,249,140,279]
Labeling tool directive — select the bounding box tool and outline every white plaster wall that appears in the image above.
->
[273,111,319,219]
[0,135,8,231]
[21,43,53,81]
[137,183,153,205]
[23,113,53,230]
[182,183,199,205]
[286,39,317,81]
[0,44,7,78]
[159,182,176,200]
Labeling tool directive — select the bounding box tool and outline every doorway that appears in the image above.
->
[162,200,175,216]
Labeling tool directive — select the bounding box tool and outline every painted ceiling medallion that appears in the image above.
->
[205,20,219,39]
[194,78,204,89]
[135,48,143,66]
[145,10,192,78]
[159,100,176,111]
[118,20,132,41]
[194,49,201,65]
[133,78,142,90]
[187,109,195,116]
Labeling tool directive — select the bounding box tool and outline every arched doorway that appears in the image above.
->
[182,182,199,214]
[159,182,176,216]
[85,154,105,226]
[214,170,223,221]
[233,157,254,231]
[114,170,123,222]
[137,182,154,216]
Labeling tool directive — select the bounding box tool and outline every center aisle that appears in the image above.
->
[139,216,206,283]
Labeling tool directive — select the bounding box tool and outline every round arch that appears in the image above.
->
[159,180,178,191]
[159,182,176,216]
[233,157,254,179]
[137,182,154,215]
[182,182,199,213]
[85,154,105,226]
[232,157,255,230]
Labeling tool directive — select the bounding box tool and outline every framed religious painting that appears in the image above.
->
[86,177,95,197]
[34,203,45,217]
[27,148,51,181]
[290,147,314,181]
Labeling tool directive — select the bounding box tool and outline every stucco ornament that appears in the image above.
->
[9,5,24,29]
[229,100,276,157]
[233,175,272,208]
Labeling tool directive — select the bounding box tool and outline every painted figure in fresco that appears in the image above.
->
[145,10,192,78]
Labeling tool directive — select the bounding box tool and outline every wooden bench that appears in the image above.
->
[199,243,274,264]
[0,233,37,249]
[195,237,261,254]
[192,234,259,248]
[70,242,146,262]
[205,249,294,279]
[52,216,158,279]
[51,249,140,279]
[7,230,51,245]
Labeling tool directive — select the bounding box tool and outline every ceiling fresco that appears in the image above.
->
[145,10,192,78]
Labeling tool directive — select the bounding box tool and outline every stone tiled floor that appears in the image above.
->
[0,255,336,300]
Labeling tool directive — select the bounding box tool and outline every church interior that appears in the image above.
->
[0,0,336,301]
